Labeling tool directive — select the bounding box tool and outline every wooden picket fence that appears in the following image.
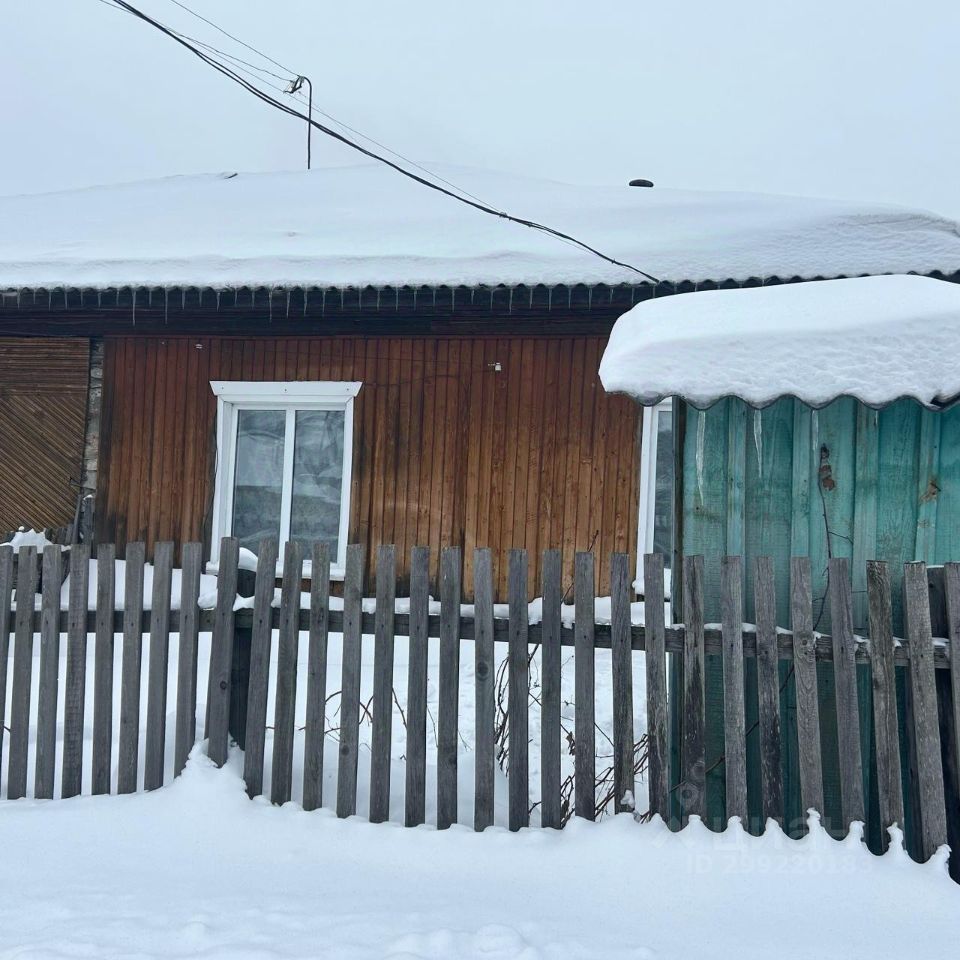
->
[0,538,957,873]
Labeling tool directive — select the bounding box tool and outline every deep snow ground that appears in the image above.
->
[0,751,955,960]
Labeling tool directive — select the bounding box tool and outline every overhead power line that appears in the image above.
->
[98,0,661,283]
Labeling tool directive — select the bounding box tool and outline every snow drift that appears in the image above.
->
[599,274,960,408]
[1,165,959,289]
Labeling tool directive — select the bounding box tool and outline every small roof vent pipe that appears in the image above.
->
[629,178,654,187]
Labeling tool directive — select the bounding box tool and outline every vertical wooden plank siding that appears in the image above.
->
[720,556,747,824]
[508,549,530,831]
[61,543,90,799]
[539,549,563,829]
[369,545,396,823]
[35,546,63,800]
[404,546,430,827]
[336,544,363,818]
[643,553,669,823]
[242,538,278,799]
[144,541,173,790]
[610,553,634,814]
[118,542,145,793]
[95,335,639,599]
[903,562,948,861]
[174,542,202,777]
[828,557,865,829]
[681,556,706,823]
[92,543,117,794]
[473,548,496,831]
[754,556,783,824]
[437,547,461,829]
[8,547,38,800]
[303,542,330,812]
[574,552,596,820]
[271,542,303,806]
[866,561,903,845]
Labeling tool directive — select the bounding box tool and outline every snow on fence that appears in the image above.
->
[0,539,958,872]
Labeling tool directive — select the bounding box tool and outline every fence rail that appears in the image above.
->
[0,538,958,876]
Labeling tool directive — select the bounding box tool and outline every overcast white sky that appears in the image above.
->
[3,0,959,218]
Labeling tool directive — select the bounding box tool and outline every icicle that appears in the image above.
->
[753,408,763,481]
[696,410,706,505]
[811,409,819,457]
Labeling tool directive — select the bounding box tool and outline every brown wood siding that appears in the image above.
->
[0,338,90,531]
[96,335,639,599]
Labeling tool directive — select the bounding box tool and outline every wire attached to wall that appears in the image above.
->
[96,0,661,284]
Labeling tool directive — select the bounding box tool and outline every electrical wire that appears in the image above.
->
[98,0,660,282]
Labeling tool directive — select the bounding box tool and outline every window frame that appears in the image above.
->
[210,380,362,578]
[636,397,673,594]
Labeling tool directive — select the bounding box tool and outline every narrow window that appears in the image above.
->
[637,398,674,594]
[210,381,361,576]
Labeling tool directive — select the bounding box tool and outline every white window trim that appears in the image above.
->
[210,380,362,579]
[636,398,672,595]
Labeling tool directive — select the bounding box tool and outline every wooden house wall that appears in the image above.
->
[680,396,960,629]
[0,338,90,532]
[95,334,640,599]
[677,395,960,837]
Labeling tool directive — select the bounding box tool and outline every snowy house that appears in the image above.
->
[599,272,960,843]
[1,165,959,600]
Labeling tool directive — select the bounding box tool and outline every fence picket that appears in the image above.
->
[36,545,64,800]
[336,544,363,818]
[721,555,748,824]
[681,555,706,824]
[242,538,279,800]
[7,545,37,800]
[369,545,396,823]
[437,546,461,829]
[754,556,782,825]
[574,551,596,820]
[271,541,303,806]
[303,541,330,812]
[118,543,145,794]
[144,541,173,791]
[62,543,91,798]
[508,549,530,831]
[0,547,12,782]
[643,553,669,824]
[790,556,823,825]
[207,537,239,769]
[903,561,947,861]
[828,557,865,830]
[611,553,634,814]
[92,544,116,794]
[867,561,903,846]
[173,543,202,777]
[540,549,562,829]
[946,563,960,842]
[404,546,429,827]
[473,548,495,831]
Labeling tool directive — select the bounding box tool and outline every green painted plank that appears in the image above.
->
[915,407,942,564]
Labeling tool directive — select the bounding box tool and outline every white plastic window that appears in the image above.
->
[210,381,361,577]
[636,399,674,594]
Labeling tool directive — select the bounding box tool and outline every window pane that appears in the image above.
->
[653,409,674,566]
[232,409,285,554]
[290,409,345,557]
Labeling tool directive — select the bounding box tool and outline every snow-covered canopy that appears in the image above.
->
[598,274,960,409]
[1,165,959,290]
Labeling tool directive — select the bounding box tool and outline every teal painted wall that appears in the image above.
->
[678,396,960,837]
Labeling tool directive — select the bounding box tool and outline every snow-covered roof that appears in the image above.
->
[598,274,960,409]
[1,165,959,290]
